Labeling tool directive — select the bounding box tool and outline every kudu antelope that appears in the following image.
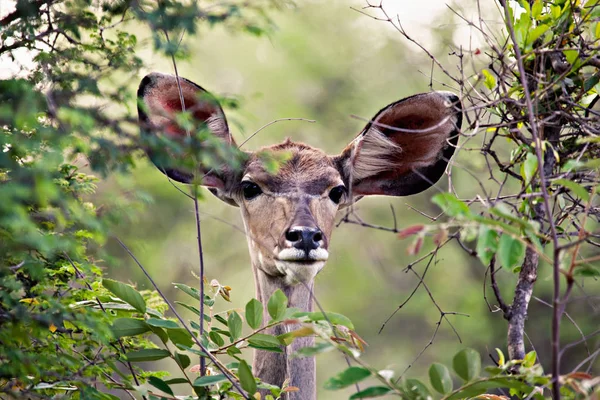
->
[138,72,462,399]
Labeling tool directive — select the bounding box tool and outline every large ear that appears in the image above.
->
[334,92,462,197]
[137,72,242,198]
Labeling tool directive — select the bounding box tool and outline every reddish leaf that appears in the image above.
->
[407,236,424,255]
[398,224,425,239]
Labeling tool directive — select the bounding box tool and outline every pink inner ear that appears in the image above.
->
[160,97,215,137]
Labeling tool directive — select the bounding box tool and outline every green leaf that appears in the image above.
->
[428,363,453,394]
[403,378,431,399]
[495,348,506,366]
[553,179,590,202]
[175,301,201,316]
[228,311,242,341]
[497,234,526,270]
[584,74,600,93]
[452,348,481,382]
[324,367,371,390]
[564,49,578,65]
[147,376,174,396]
[574,264,600,277]
[149,325,169,343]
[209,331,225,347]
[525,24,549,46]
[168,328,194,348]
[523,351,537,367]
[444,377,534,400]
[292,342,334,358]
[193,375,229,387]
[174,352,191,369]
[278,326,315,345]
[227,346,242,357]
[267,289,288,321]
[164,378,189,385]
[238,360,257,395]
[431,193,471,218]
[247,333,282,348]
[245,298,263,330]
[173,283,200,300]
[146,318,179,329]
[531,0,542,19]
[214,314,228,326]
[490,203,530,229]
[102,279,146,313]
[476,225,499,266]
[349,386,392,399]
[248,344,283,353]
[297,311,354,329]
[111,318,150,338]
[521,152,538,185]
[482,69,496,90]
[126,349,170,362]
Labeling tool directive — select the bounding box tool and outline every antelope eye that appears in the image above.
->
[242,181,262,200]
[328,185,346,204]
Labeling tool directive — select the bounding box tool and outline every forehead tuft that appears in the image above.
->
[245,140,341,193]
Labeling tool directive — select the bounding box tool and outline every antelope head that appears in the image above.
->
[138,72,462,288]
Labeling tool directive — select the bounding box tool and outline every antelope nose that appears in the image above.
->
[285,227,323,254]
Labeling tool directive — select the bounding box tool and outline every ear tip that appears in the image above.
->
[138,72,169,96]
[433,91,461,106]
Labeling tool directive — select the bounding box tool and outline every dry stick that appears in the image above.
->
[193,192,207,376]
[378,236,453,334]
[498,2,561,396]
[533,296,591,358]
[489,257,510,317]
[162,29,208,376]
[238,118,316,148]
[115,238,249,399]
[70,348,136,400]
[393,252,469,382]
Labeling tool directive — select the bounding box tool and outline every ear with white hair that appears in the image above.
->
[334,92,462,197]
[137,72,244,205]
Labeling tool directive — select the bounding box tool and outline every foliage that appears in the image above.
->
[339,0,600,398]
[98,276,358,399]
[2,0,599,399]
[319,345,599,400]
[0,0,291,398]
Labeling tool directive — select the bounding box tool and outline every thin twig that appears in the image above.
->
[115,238,249,399]
[238,118,316,148]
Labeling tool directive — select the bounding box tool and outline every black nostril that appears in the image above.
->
[313,231,322,242]
[285,230,301,242]
[286,227,323,253]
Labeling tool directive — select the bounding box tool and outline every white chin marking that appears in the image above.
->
[275,249,329,285]
[275,260,325,285]
[277,248,329,262]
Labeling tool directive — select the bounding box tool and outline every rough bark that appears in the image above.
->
[506,123,560,361]
[507,247,539,360]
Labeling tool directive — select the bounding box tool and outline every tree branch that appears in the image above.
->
[0,0,56,26]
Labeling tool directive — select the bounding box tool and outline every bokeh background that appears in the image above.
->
[91,0,599,398]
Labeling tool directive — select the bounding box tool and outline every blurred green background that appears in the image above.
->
[95,0,599,397]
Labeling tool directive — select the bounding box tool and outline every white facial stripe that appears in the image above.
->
[277,248,329,262]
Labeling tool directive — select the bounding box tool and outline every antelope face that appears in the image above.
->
[235,142,345,285]
[138,73,462,286]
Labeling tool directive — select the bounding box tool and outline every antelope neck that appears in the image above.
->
[252,265,317,400]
